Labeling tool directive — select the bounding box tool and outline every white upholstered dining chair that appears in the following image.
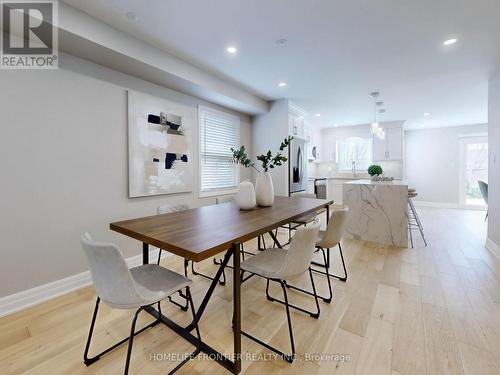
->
[277,207,349,306]
[239,220,321,363]
[80,233,201,375]
[314,207,349,300]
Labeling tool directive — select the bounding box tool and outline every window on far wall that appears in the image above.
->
[199,106,240,197]
[336,137,373,171]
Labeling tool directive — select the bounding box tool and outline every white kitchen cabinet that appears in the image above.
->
[307,179,315,194]
[386,127,403,160]
[289,112,305,138]
[332,180,344,204]
[326,179,356,205]
[373,126,403,161]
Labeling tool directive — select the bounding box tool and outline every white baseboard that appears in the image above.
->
[486,238,500,259]
[413,201,460,209]
[413,200,487,211]
[0,248,169,318]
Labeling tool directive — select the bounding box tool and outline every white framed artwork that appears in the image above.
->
[128,90,194,198]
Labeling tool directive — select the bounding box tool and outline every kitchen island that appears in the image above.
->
[343,179,408,247]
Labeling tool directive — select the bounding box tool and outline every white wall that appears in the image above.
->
[488,73,500,249]
[405,124,488,205]
[0,53,252,298]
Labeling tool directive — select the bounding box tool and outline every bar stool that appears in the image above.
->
[407,190,427,248]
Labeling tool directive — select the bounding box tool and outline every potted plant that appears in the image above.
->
[232,136,292,207]
[368,164,383,181]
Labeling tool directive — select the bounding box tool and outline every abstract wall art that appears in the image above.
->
[128,90,194,197]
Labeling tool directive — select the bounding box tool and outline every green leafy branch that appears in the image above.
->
[231,136,293,173]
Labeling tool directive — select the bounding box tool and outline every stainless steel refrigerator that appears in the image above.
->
[289,137,308,194]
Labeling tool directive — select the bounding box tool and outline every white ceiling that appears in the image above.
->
[62,0,500,129]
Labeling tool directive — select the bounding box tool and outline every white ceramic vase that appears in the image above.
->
[236,181,256,210]
[255,172,274,207]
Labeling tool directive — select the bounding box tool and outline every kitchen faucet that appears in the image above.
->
[351,161,357,176]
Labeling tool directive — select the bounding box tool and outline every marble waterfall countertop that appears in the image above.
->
[308,174,371,181]
[344,179,408,186]
[343,180,408,247]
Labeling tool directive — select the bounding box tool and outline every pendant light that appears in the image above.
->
[370,92,386,140]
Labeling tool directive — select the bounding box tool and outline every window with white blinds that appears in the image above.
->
[199,106,240,196]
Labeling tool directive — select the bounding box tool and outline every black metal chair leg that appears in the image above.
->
[258,234,267,251]
[190,260,226,285]
[241,279,296,363]
[311,245,347,283]
[157,301,162,322]
[83,297,101,365]
[287,249,333,303]
[123,307,143,375]
[167,287,202,374]
[267,273,321,318]
[157,248,162,265]
[84,298,161,367]
[280,280,296,362]
[184,258,189,277]
[161,259,190,311]
[308,268,321,316]
[337,244,348,281]
[167,290,189,311]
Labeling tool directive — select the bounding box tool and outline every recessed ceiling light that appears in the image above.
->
[315,113,321,117]
[443,38,457,46]
[226,46,237,54]
[424,112,430,117]
[278,81,287,87]
[126,12,141,23]
[276,38,287,45]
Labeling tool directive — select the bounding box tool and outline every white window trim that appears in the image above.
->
[198,105,240,198]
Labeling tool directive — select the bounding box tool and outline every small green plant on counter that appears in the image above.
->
[231,136,293,173]
[368,164,383,176]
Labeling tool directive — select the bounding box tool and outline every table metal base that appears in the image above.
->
[143,243,242,374]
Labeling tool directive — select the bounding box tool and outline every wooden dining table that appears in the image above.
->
[110,196,332,374]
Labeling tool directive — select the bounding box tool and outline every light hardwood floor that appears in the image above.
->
[1,207,499,375]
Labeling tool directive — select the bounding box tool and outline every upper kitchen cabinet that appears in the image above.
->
[289,103,308,140]
[373,126,403,161]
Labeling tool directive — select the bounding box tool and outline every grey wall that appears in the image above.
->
[488,73,500,247]
[252,99,290,196]
[0,53,252,297]
[405,124,488,205]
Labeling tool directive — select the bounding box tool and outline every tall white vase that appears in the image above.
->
[236,181,256,210]
[255,172,274,207]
